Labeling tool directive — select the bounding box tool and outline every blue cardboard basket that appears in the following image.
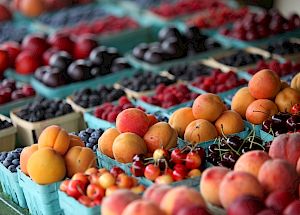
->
[0,164,27,208]
[259,130,275,142]
[84,111,115,130]
[31,69,136,99]
[96,150,131,175]
[4,69,32,83]
[17,169,63,215]
[58,190,100,215]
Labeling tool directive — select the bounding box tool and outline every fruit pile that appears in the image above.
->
[132,26,220,64]
[101,185,211,215]
[168,94,245,144]
[187,7,249,29]
[262,107,300,136]
[35,45,130,87]
[247,59,300,77]
[15,97,73,122]
[231,69,300,123]
[0,79,35,105]
[20,125,97,184]
[220,10,300,41]
[200,132,300,214]
[59,16,139,37]
[37,4,107,28]
[167,63,213,81]
[217,50,264,67]
[0,148,23,172]
[150,0,226,19]
[72,86,126,109]
[94,96,137,123]
[0,118,12,130]
[118,71,176,92]
[266,40,300,56]
[98,108,178,163]
[140,84,199,109]
[191,70,247,94]
[72,128,104,151]
[207,133,268,169]
[59,167,145,207]
[131,147,205,183]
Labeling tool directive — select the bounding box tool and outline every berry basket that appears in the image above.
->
[96,150,131,175]
[0,163,27,208]
[58,190,100,215]
[17,169,63,215]
[30,68,136,99]
[4,69,32,83]
[0,96,36,117]
[0,115,17,152]
[10,109,81,146]
[84,110,115,130]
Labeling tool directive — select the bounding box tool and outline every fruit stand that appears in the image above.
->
[0,0,300,214]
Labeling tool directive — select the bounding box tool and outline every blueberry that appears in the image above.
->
[86,142,93,148]
[8,165,16,173]
[79,132,89,142]
[85,128,95,134]
[12,159,20,165]
[88,137,97,145]
[92,145,98,151]
[3,160,11,168]
[14,148,23,153]
[91,131,101,139]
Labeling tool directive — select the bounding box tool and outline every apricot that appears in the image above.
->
[291,72,300,92]
[200,166,230,206]
[143,184,171,206]
[258,159,299,194]
[147,114,159,127]
[116,108,150,137]
[38,125,70,155]
[160,186,206,215]
[98,128,120,158]
[20,144,38,175]
[113,132,147,163]
[234,150,270,177]
[20,0,45,17]
[219,171,264,209]
[69,134,85,148]
[215,110,244,135]
[275,87,300,113]
[64,146,96,178]
[143,122,177,152]
[122,199,164,215]
[192,93,226,122]
[169,107,196,137]
[245,99,278,125]
[231,87,256,119]
[248,69,281,99]
[101,190,140,215]
[27,147,66,185]
[184,119,218,144]
[269,133,300,167]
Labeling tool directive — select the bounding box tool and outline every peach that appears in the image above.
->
[248,69,281,99]
[112,132,147,163]
[169,107,196,137]
[269,133,300,167]
[38,125,70,155]
[98,128,120,158]
[101,190,140,215]
[69,134,85,148]
[215,110,244,135]
[20,144,38,175]
[147,114,158,127]
[275,87,300,113]
[116,108,150,137]
[192,93,226,122]
[143,122,177,152]
[219,171,264,209]
[245,99,278,125]
[143,184,171,205]
[291,72,300,92]
[200,166,230,206]
[234,150,271,177]
[160,186,206,215]
[258,159,299,194]
[20,0,45,17]
[297,157,300,175]
[122,199,164,215]
[184,119,218,144]
[231,87,256,119]
[27,147,66,185]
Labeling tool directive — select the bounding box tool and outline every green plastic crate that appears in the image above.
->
[58,191,100,215]
[17,169,63,215]
[0,164,27,208]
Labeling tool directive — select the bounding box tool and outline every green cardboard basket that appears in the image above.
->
[84,111,115,130]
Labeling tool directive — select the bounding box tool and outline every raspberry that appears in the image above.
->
[268,60,281,74]
[122,103,134,110]
[118,96,131,106]
[107,112,118,123]
[155,83,166,94]
[101,110,110,120]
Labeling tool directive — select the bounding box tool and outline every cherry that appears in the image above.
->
[144,164,160,181]
[131,160,145,177]
[153,148,169,161]
[194,147,205,161]
[185,151,201,170]
[291,104,300,115]
[66,180,86,199]
[171,148,186,164]
[172,163,188,181]
[110,166,124,178]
